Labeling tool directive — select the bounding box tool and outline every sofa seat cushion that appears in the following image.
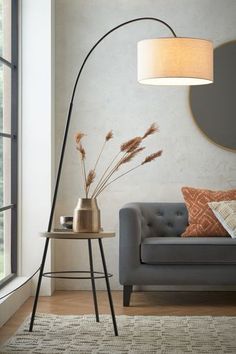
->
[141,237,236,265]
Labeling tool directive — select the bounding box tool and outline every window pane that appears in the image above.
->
[0,209,11,281]
[0,0,11,62]
[0,137,11,206]
[0,61,11,133]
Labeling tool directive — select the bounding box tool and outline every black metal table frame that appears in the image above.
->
[29,237,118,336]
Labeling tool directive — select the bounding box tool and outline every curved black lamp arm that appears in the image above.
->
[47,17,177,232]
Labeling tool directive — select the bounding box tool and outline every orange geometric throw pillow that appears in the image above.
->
[181,187,236,237]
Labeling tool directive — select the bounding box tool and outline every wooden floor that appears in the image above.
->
[1,290,236,344]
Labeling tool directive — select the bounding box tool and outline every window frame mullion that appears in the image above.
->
[10,0,18,276]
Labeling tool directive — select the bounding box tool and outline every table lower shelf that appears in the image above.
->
[42,270,112,280]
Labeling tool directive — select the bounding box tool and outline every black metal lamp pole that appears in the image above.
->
[29,17,177,332]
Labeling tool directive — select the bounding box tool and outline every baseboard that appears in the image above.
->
[0,277,31,327]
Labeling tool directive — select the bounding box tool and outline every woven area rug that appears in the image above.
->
[1,314,236,353]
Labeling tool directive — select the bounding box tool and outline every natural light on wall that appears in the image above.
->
[137,37,213,85]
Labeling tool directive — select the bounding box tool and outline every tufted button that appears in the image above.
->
[176,211,183,216]
[167,222,173,228]
[147,222,152,227]
[156,211,163,216]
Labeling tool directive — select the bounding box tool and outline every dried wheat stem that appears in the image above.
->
[77,124,160,198]
[93,152,128,197]
[91,150,121,198]
[92,136,142,197]
[94,147,144,197]
[82,160,88,197]
[93,130,113,176]
[77,143,87,196]
[95,149,162,197]
[78,152,86,196]
[142,123,159,139]
[93,141,106,171]
[75,132,85,144]
[86,169,96,197]
[95,165,140,197]
[92,139,140,196]
[141,150,162,164]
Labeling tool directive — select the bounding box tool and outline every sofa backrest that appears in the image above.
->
[138,202,188,239]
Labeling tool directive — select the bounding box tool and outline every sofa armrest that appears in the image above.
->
[119,204,142,284]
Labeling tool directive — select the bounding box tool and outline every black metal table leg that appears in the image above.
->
[29,237,50,331]
[88,239,99,322]
[98,238,118,336]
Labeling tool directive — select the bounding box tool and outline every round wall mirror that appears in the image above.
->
[190,41,236,151]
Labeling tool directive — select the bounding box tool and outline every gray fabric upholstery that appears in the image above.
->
[119,203,236,287]
[139,202,188,239]
[141,237,236,265]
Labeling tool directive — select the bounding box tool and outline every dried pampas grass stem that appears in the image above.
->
[120,147,145,165]
[86,170,96,197]
[142,123,159,139]
[75,132,85,145]
[76,141,87,195]
[93,130,113,171]
[105,130,113,141]
[75,122,162,198]
[141,150,163,165]
[96,150,162,197]
[77,143,86,160]
[120,137,142,152]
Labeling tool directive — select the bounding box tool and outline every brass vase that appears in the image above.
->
[73,198,101,233]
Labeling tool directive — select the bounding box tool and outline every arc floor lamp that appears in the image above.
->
[29,17,213,333]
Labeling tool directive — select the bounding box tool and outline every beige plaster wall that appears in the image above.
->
[55,0,236,290]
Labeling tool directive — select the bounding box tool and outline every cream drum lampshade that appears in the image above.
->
[137,37,213,85]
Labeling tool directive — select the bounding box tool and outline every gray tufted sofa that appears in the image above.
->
[119,202,236,306]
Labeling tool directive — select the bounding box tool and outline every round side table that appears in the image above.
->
[29,231,118,336]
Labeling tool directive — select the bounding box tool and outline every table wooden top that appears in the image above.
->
[41,230,115,239]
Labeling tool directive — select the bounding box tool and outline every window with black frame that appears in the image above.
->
[0,0,18,288]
